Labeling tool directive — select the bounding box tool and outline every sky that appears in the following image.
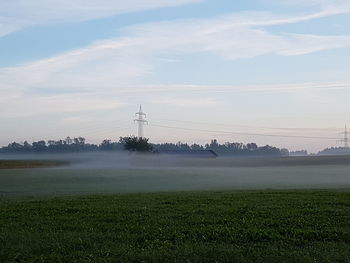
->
[1,0,350,152]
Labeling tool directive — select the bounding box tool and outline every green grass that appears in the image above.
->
[0,160,68,169]
[1,164,350,197]
[1,190,350,262]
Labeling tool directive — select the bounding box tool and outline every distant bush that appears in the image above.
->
[119,136,153,152]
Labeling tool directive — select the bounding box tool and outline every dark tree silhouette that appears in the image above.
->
[0,136,290,156]
[99,139,123,151]
[119,136,153,152]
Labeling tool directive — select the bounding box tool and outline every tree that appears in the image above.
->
[119,136,153,152]
[247,143,258,151]
[209,139,219,149]
[32,140,47,152]
[100,139,114,151]
[23,141,31,152]
[65,136,73,145]
[5,142,24,152]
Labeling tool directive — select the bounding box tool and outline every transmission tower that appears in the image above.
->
[134,105,148,138]
[339,125,349,148]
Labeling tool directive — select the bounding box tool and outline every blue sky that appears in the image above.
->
[1,0,350,152]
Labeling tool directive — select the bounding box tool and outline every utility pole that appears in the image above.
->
[134,105,147,138]
[339,125,349,148]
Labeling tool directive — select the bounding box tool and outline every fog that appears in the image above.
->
[1,152,350,197]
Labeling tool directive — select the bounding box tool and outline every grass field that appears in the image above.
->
[1,153,350,197]
[0,190,349,262]
[1,164,350,197]
[0,155,349,261]
[0,160,68,169]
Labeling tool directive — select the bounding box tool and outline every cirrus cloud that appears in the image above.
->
[1,7,350,118]
[0,0,203,37]
[1,9,350,94]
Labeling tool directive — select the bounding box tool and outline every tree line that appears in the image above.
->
[0,136,289,156]
[318,147,350,156]
[153,139,288,156]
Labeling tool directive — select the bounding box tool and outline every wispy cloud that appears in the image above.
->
[272,0,350,9]
[112,81,350,94]
[0,38,153,91]
[0,0,202,37]
[1,9,350,92]
[62,116,92,124]
[153,97,219,108]
[0,92,125,118]
[3,80,349,118]
[1,8,350,117]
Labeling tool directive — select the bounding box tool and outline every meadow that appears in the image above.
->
[1,154,350,197]
[0,160,68,169]
[0,154,350,262]
[1,190,349,262]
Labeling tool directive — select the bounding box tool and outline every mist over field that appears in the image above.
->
[2,1,350,262]
[1,152,350,197]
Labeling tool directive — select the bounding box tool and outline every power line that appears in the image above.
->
[149,123,340,140]
[151,118,339,132]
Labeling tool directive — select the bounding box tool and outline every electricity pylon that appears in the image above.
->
[339,125,349,148]
[134,105,148,138]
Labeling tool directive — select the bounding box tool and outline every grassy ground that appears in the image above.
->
[0,160,68,169]
[1,165,350,197]
[1,190,349,262]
